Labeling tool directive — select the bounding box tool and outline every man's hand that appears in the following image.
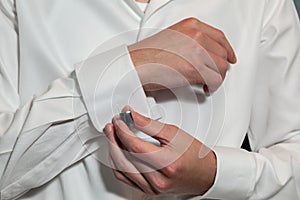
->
[129,17,236,92]
[104,107,217,197]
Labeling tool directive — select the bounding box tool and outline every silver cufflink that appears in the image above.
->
[120,111,135,127]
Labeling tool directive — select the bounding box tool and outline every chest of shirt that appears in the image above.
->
[16,0,264,66]
[16,0,266,147]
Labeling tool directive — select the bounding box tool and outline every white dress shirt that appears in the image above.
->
[135,1,148,12]
[0,0,300,199]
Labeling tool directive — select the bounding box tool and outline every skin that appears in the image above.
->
[129,17,237,92]
[136,0,150,2]
[104,107,217,197]
[105,4,236,196]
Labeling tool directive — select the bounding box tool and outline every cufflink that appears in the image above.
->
[120,111,135,127]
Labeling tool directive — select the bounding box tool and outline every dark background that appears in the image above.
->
[295,0,300,17]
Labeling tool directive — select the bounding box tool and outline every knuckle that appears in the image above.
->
[220,60,229,71]
[217,29,226,39]
[129,141,142,153]
[186,29,205,41]
[146,189,157,196]
[183,17,199,25]
[164,163,181,177]
[185,28,197,38]
[194,45,205,55]
[194,31,205,41]
[114,171,124,181]
[219,60,229,78]
[167,124,180,133]
[220,48,228,60]
[153,179,171,192]
[140,183,151,193]
[214,74,224,88]
[208,74,223,92]
[116,159,129,171]
[138,114,152,128]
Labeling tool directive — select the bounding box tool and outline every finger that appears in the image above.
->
[188,55,223,92]
[104,124,157,195]
[131,162,171,194]
[128,109,177,143]
[112,155,173,195]
[206,51,229,80]
[109,158,140,190]
[104,124,139,173]
[111,169,140,190]
[113,161,156,195]
[169,37,224,91]
[193,20,237,64]
[193,31,229,61]
[106,126,168,194]
[112,118,162,152]
[112,143,172,193]
[104,124,138,173]
[208,33,236,64]
[110,157,157,195]
[188,44,229,80]
[112,118,177,169]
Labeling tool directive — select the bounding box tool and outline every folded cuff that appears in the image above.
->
[76,44,152,132]
[201,146,256,200]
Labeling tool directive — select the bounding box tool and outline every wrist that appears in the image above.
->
[197,149,217,195]
[128,46,158,91]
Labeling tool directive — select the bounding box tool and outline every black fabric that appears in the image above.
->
[241,134,251,151]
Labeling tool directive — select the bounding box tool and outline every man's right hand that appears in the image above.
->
[129,18,237,93]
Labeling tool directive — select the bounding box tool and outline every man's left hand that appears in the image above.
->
[103,108,217,197]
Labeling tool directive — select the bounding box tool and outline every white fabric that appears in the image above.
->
[135,1,148,12]
[0,0,299,200]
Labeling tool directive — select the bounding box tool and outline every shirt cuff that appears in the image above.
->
[201,146,256,200]
[75,44,152,132]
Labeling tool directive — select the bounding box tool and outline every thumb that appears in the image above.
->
[122,106,177,143]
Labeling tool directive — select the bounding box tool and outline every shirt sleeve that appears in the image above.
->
[203,0,300,199]
[0,1,150,199]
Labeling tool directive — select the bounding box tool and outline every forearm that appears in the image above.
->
[0,3,152,199]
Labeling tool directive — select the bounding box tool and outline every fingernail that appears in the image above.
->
[121,105,132,112]
[113,116,121,127]
[232,54,237,64]
[105,125,112,133]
